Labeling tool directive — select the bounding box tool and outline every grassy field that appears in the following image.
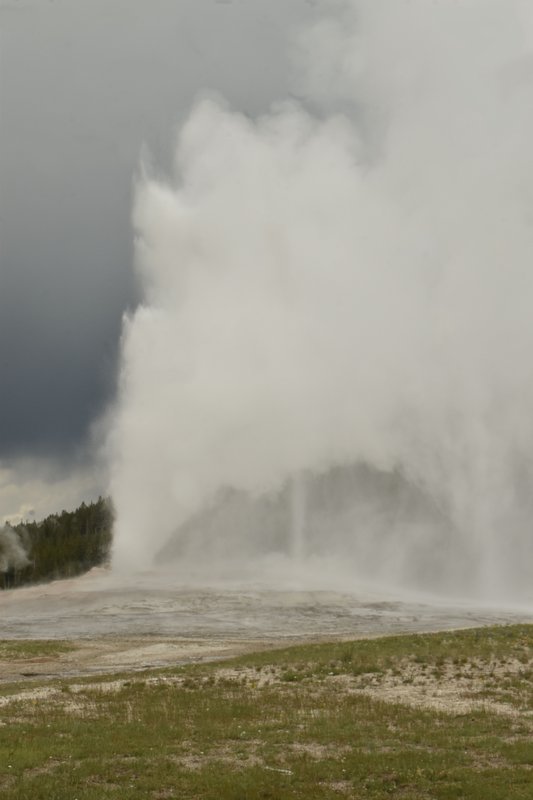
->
[1,625,532,799]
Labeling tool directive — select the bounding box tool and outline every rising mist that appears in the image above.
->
[0,524,29,574]
[108,0,533,602]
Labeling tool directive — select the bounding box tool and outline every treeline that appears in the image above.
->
[0,497,113,590]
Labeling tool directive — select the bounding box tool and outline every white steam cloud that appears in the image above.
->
[0,524,29,573]
[109,1,533,602]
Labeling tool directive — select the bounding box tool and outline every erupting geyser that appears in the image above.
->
[108,0,533,603]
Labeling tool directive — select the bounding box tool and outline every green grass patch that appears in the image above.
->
[1,625,532,799]
[0,640,74,661]
[227,623,533,675]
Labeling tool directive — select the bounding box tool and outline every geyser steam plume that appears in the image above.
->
[109,0,533,602]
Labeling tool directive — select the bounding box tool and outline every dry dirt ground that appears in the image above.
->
[0,635,304,685]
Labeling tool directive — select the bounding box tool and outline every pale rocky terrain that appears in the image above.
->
[1,567,531,683]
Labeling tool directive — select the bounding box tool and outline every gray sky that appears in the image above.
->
[0,0,311,519]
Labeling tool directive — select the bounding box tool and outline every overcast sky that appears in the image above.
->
[0,0,313,521]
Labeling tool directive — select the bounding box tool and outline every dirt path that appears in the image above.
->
[0,636,296,685]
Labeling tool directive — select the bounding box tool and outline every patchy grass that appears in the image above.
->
[1,625,532,799]
[0,640,74,661]
[227,624,533,674]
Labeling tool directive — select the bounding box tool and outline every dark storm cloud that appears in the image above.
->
[0,0,310,458]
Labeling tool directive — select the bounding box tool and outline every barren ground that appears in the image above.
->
[1,567,531,685]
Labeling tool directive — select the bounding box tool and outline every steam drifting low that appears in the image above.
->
[109,1,533,602]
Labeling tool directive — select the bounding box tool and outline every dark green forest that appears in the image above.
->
[0,497,113,590]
